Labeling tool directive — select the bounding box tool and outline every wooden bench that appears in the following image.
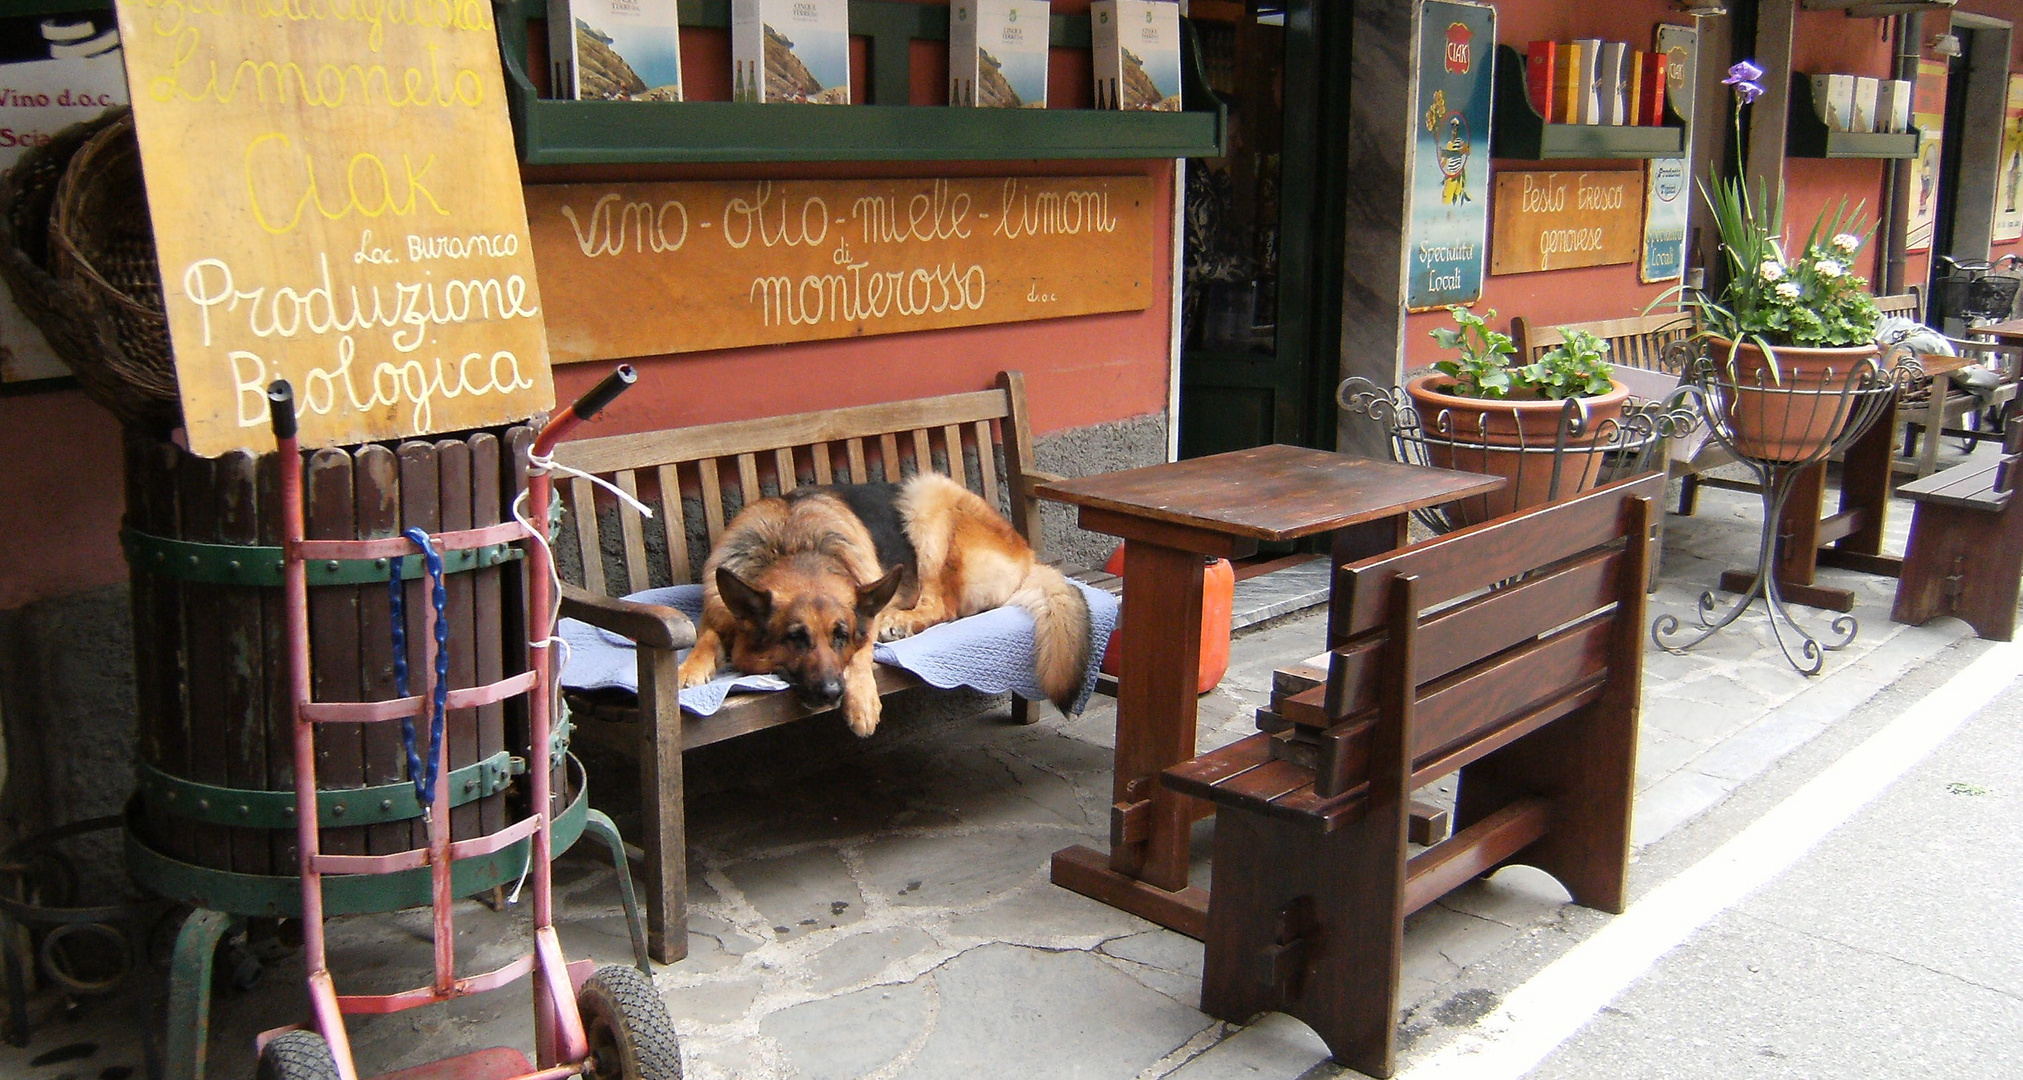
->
[1162,473,1660,1077]
[552,370,1111,961]
[1891,417,2022,641]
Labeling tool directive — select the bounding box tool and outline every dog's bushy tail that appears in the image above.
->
[1008,562,1093,715]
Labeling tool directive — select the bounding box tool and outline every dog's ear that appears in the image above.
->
[855,567,906,622]
[716,566,773,623]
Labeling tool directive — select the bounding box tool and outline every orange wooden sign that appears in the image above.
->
[1489,170,1642,275]
[114,0,554,456]
[525,176,1154,362]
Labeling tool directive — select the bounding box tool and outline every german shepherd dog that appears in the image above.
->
[676,474,1093,736]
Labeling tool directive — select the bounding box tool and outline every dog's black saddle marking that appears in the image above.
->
[788,483,919,577]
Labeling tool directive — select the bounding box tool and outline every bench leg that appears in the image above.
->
[638,648,689,964]
[1452,700,1638,915]
[1010,694,1037,725]
[1893,502,2023,642]
[1201,806,1407,1078]
[1678,473,1700,517]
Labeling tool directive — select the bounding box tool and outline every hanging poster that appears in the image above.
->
[1641,23,1695,283]
[1404,0,1493,312]
[1641,158,1690,283]
[1907,58,1948,253]
[112,0,554,457]
[0,12,127,386]
[1994,73,2023,243]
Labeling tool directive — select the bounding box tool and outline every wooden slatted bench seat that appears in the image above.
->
[553,370,1113,962]
[1891,417,2022,641]
[1162,473,1660,1077]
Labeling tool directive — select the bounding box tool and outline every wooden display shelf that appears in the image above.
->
[498,0,1228,165]
[1490,45,1687,160]
[1786,73,1920,159]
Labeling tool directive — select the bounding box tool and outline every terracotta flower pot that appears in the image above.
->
[1706,339,1883,462]
[1404,373,1632,524]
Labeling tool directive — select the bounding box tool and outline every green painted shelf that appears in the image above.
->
[1490,45,1687,160]
[498,0,1228,164]
[1787,74,1919,159]
[0,0,1226,164]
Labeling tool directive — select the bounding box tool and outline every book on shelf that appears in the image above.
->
[1599,42,1626,125]
[1092,0,1182,111]
[1879,78,1913,133]
[1811,73,1854,132]
[732,0,850,104]
[1627,51,1644,127]
[1558,42,1581,125]
[950,0,1051,108]
[548,0,684,101]
[1527,41,1559,123]
[1573,38,1602,124]
[1640,51,1667,127]
[1853,76,1880,133]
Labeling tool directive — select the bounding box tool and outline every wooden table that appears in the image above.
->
[1034,444,1504,937]
[1972,318,2023,343]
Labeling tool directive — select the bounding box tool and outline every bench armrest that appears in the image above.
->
[559,583,696,652]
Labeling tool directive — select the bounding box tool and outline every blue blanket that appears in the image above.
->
[559,581,1119,717]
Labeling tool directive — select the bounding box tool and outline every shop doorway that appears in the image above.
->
[1175,0,1345,459]
[1926,15,2018,327]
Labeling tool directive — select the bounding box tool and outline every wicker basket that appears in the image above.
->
[48,113,180,407]
[0,108,180,432]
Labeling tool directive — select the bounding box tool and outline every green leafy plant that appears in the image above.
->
[1519,328,1616,400]
[1429,305,1518,398]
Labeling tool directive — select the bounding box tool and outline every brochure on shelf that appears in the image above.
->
[550,0,684,101]
[733,0,851,103]
[951,0,1051,108]
[1093,0,1182,111]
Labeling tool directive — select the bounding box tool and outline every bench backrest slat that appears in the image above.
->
[1512,313,1694,373]
[1332,474,1664,640]
[551,377,1037,597]
[615,469,650,594]
[657,463,689,585]
[1325,544,1625,717]
[1873,291,1922,322]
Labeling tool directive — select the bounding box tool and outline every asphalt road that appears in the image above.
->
[1399,637,2023,1080]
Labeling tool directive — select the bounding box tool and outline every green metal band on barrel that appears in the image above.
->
[135,752,521,830]
[123,756,592,919]
[120,529,524,587]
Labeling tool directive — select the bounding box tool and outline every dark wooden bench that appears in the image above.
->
[1162,473,1660,1077]
[1891,417,2022,641]
[551,371,1116,962]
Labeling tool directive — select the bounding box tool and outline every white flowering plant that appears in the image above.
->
[1650,62,1884,379]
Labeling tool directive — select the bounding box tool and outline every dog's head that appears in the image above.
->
[716,561,906,709]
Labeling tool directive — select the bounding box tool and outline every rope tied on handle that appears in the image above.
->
[388,527,451,816]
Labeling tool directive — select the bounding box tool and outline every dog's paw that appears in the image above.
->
[675,657,716,690]
[876,622,916,643]
[844,696,882,737]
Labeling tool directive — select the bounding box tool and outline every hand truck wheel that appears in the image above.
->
[576,964,683,1080]
[256,1029,342,1080]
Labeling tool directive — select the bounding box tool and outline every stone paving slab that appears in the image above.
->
[0,465,2005,1080]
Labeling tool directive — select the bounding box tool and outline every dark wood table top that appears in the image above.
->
[1972,318,2023,343]
[1034,444,1505,542]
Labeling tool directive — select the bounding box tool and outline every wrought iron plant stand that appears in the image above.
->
[1336,375,1700,535]
[1651,343,1921,674]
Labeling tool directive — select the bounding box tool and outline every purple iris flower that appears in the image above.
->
[1724,60,1766,104]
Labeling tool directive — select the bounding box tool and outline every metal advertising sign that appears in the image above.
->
[1642,23,1696,284]
[1404,0,1494,311]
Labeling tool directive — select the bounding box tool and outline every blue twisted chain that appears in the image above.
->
[387,527,451,813]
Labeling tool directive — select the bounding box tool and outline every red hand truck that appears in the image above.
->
[254,367,680,1080]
